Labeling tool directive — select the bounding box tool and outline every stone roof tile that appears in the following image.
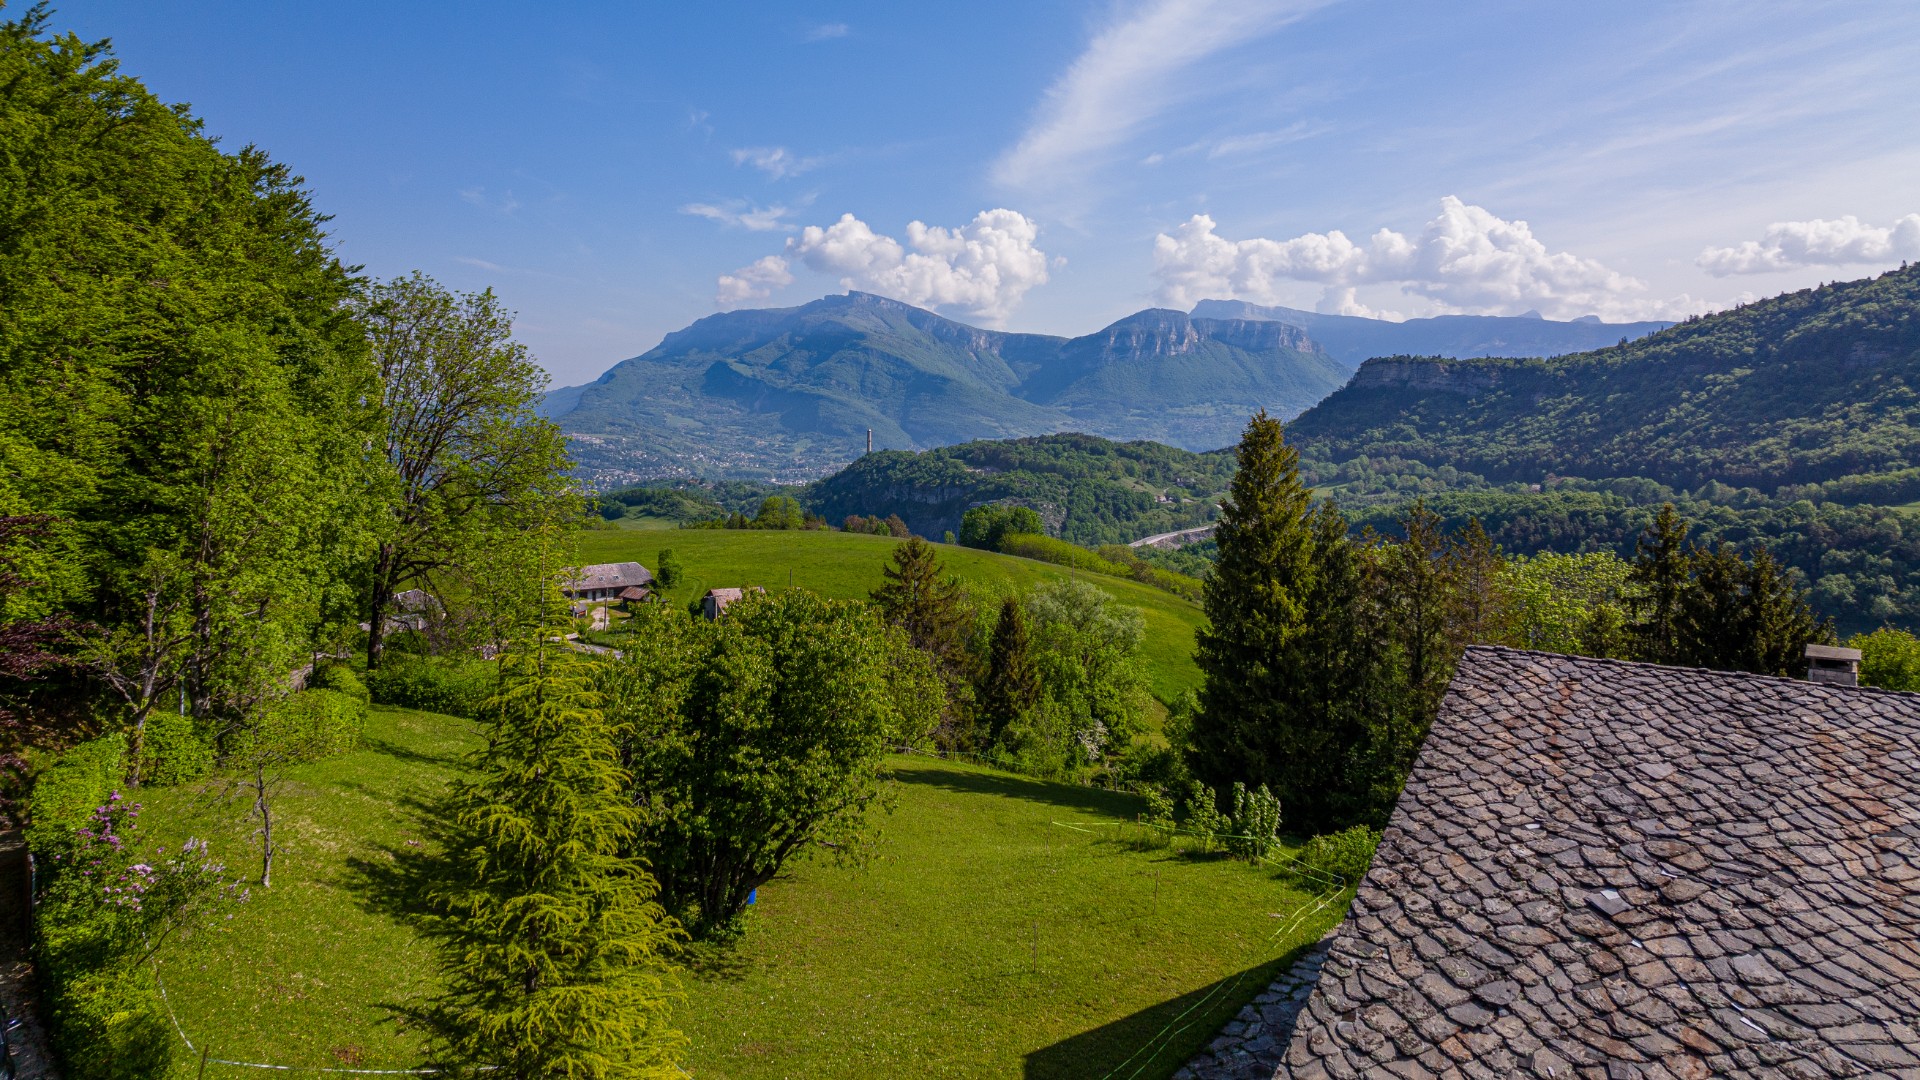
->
[1276,647,1920,1078]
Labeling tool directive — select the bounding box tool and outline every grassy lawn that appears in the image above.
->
[575,528,1206,705]
[139,706,1344,1078]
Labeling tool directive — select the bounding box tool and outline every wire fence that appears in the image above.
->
[1032,818,1355,1080]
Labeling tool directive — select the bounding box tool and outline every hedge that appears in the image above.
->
[311,662,370,702]
[25,734,124,854]
[138,714,214,786]
[366,657,494,718]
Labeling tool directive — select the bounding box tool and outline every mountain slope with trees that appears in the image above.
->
[1287,265,1920,490]
[804,433,1235,546]
[547,293,1345,481]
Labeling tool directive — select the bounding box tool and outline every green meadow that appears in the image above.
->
[575,526,1207,705]
[140,707,1344,1078]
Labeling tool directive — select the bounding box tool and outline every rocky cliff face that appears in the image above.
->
[1065,311,1323,364]
[1346,356,1511,394]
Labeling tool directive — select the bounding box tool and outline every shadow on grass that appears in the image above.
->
[888,760,1143,819]
[358,734,471,770]
[1022,944,1310,1080]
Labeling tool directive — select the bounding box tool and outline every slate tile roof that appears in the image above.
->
[563,561,653,595]
[1279,647,1920,1079]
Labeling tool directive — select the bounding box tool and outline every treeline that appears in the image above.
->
[1181,414,1831,835]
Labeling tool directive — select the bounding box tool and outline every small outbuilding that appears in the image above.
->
[701,586,762,620]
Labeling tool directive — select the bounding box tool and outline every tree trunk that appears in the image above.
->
[254,762,274,888]
[367,544,398,670]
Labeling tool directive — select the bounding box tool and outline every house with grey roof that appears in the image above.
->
[562,561,653,603]
[1257,646,1920,1079]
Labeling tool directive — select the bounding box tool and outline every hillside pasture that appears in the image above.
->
[576,527,1207,704]
[137,706,1343,1078]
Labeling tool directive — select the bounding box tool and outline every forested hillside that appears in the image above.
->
[806,434,1234,545]
[1270,265,1920,633]
[1288,265,1920,489]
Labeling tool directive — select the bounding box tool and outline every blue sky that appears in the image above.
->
[53,1,1920,386]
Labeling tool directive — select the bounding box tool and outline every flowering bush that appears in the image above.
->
[35,791,246,1080]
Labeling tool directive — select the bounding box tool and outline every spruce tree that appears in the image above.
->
[1677,545,1829,675]
[422,642,685,1078]
[1286,501,1381,831]
[1627,504,1691,663]
[977,597,1040,748]
[1375,501,1462,749]
[1190,411,1316,797]
[871,537,974,735]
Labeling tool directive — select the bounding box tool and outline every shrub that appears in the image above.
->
[366,657,494,718]
[959,504,1044,550]
[25,735,125,853]
[1180,781,1229,850]
[1227,782,1281,861]
[43,965,172,1079]
[138,714,213,786]
[311,662,370,702]
[228,689,367,764]
[1297,825,1383,888]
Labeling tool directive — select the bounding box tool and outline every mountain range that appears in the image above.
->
[546,292,1672,483]
[1189,300,1673,368]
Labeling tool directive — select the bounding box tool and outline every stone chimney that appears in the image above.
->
[866,428,872,455]
[1805,644,1862,687]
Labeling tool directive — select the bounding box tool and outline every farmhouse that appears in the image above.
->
[1270,647,1920,1078]
[562,561,653,603]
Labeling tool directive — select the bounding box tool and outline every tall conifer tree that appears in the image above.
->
[422,642,684,1078]
[1190,411,1316,800]
[1628,504,1692,663]
[977,597,1040,748]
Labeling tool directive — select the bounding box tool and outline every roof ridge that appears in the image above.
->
[1459,643,1913,697]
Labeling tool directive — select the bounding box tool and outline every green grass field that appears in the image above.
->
[139,706,1344,1078]
[575,527,1207,705]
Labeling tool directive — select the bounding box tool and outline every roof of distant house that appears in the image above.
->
[1279,647,1920,1077]
[565,561,653,593]
[617,586,650,601]
[705,587,744,601]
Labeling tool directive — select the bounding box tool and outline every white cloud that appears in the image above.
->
[782,209,1050,321]
[1697,213,1920,275]
[1206,121,1323,159]
[454,256,506,272]
[992,0,1327,190]
[731,146,821,180]
[804,22,850,41]
[458,186,519,214]
[716,256,794,307]
[1152,196,1710,321]
[680,201,794,232]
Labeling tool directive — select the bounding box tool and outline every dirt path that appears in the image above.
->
[0,830,58,1078]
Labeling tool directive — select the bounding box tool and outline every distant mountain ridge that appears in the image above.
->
[1189,299,1672,368]
[548,292,1346,482]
